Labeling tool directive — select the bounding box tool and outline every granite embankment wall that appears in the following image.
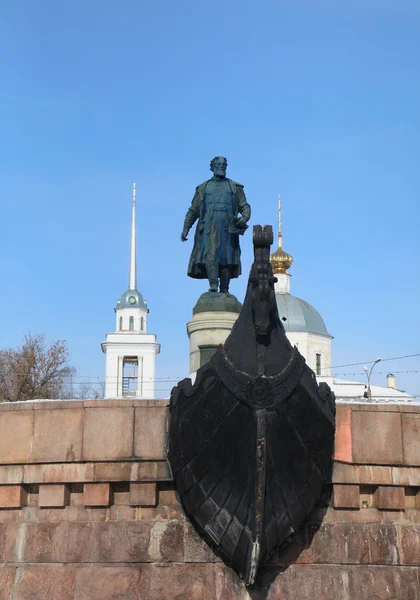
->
[0,399,419,599]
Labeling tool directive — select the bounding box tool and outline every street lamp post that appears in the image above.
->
[363,358,382,402]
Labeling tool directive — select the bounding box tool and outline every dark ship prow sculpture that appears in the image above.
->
[169,225,335,585]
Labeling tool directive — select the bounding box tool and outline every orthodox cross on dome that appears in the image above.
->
[129,182,137,291]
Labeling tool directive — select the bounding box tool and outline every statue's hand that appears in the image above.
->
[234,216,247,228]
[181,231,188,242]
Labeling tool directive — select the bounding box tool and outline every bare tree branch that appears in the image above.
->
[0,334,73,402]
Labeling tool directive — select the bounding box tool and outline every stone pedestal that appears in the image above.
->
[186,292,241,376]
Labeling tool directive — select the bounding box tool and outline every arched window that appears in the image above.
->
[129,316,134,331]
[141,317,144,332]
[119,316,123,331]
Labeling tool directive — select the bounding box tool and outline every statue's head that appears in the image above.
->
[210,156,227,178]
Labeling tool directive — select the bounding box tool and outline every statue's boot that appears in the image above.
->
[219,267,230,293]
[207,264,219,292]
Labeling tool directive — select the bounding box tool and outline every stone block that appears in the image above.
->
[352,411,403,465]
[394,568,420,600]
[332,462,358,484]
[332,463,353,485]
[402,413,420,466]
[349,565,419,600]
[83,407,134,461]
[356,465,393,485]
[0,465,24,485]
[332,463,395,486]
[147,564,216,599]
[130,460,172,481]
[400,525,420,565]
[0,524,4,562]
[326,506,386,525]
[129,482,157,506]
[0,508,28,523]
[0,411,33,464]
[166,505,187,520]
[0,485,27,508]
[83,399,134,407]
[65,522,94,562]
[23,462,95,484]
[38,484,70,508]
[65,506,108,523]
[137,507,160,521]
[20,522,66,563]
[334,405,352,462]
[132,461,159,481]
[3,523,21,561]
[354,404,402,413]
[375,486,405,510]
[113,488,130,506]
[13,566,75,600]
[368,524,399,564]
[83,483,111,507]
[0,567,15,600]
[392,466,420,486]
[215,565,250,600]
[332,484,360,509]
[32,400,84,410]
[108,505,137,521]
[268,564,353,600]
[94,462,132,482]
[156,460,172,480]
[158,520,185,562]
[13,521,74,564]
[184,522,218,563]
[134,406,168,459]
[92,522,152,562]
[159,484,180,505]
[299,523,370,565]
[133,399,170,408]
[74,566,142,600]
[31,408,83,463]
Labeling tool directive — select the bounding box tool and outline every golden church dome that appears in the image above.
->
[270,235,293,274]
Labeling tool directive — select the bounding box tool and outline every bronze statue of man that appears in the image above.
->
[181,156,251,293]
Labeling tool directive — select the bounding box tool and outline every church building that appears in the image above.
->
[101,184,160,399]
[270,197,413,404]
[270,196,333,378]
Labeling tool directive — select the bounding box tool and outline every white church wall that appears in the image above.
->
[307,333,332,376]
[285,331,308,361]
[284,331,331,376]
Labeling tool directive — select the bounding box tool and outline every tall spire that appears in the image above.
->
[129,182,137,290]
[277,193,282,249]
[270,193,294,275]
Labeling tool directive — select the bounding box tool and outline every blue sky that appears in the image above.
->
[0,1,419,398]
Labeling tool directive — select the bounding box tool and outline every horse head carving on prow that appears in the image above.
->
[249,225,278,338]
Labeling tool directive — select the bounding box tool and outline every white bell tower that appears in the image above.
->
[101,183,160,399]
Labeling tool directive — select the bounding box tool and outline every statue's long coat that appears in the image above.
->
[183,178,251,279]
